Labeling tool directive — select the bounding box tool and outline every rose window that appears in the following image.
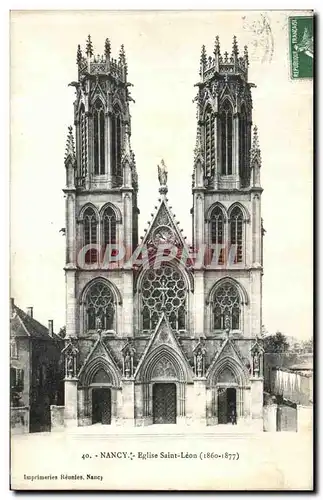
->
[141,266,187,331]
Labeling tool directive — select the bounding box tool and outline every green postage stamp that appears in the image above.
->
[289,16,314,79]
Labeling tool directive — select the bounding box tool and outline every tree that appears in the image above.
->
[263,331,290,353]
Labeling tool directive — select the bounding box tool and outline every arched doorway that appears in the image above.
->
[208,357,250,425]
[218,387,237,424]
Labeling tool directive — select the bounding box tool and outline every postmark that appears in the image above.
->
[242,13,274,63]
[289,16,313,79]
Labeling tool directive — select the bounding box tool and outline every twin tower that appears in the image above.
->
[62,35,264,428]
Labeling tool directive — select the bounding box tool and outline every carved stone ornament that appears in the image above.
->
[62,341,79,379]
[152,357,176,378]
[121,340,136,378]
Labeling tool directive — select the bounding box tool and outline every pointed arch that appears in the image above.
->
[81,206,98,264]
[228,204,245,263]
[208,356,249,387]
[101,206,117,246]
[208,204,226,265]
[80,277,122,306]
[79,203,99,220]
[207,277,248,306]
[136,345,189,383]
[207,277,248,332]
[80,356,121,388]
[219,98,233,175]
[205,202,227,222]
[99,202,122,223]
[227,202,250,221]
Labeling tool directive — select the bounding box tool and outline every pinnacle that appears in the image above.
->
[252,125,260,149]
[64,126,76,162]
[214,35,221,55]
[232,35,239,57]
[119,44,126,62]
[244,45,249,65]
[200,44,207,67]
[86,34,93,57]
[76,44,82,65]
[105,37,111,58]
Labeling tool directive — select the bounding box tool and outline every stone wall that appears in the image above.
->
[50,405,65,431]
[10,406,29,434]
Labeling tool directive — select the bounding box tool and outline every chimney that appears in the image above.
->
[10,298,15,317]
[48,320,54,337]
[26,307,33,318]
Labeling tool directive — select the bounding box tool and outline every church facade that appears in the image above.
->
[62,35,264,428]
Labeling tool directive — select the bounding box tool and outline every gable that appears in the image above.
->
[134,314,193,383]
[142,199,187,249]
[206,337,249,386]
[78,337,121,387]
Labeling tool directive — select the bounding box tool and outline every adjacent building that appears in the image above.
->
[10,299,64,433]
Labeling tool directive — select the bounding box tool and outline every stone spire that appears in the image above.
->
[104,37,111,59]
[76,44,82,65]
[119,44,128,77]
[85,34,93,57]
[244,45,249,66]
[250,125,261,187]
[199,45,207,76]
[214,35,221,56]
[194,125,204,165]
[232,35,239,59]
[64,126,76,164]
[250,125,261,165]
[193,125,204,189]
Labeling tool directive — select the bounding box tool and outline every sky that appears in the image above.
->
[10,10,313,339]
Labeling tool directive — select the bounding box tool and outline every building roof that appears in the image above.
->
[289,363,313,372]
[10,303,63,342]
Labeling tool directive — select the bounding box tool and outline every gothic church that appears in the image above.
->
[62,35,264,428]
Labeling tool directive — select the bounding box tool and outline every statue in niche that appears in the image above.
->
[196,351,203,377]
[253,351,260,376]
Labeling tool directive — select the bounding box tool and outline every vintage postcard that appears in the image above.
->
[10,10,314,490]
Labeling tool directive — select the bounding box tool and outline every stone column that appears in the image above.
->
[85,112,92,190]
[252,193,262,266]
[250,377,263,421]
[193,379,207,425]
[65,192,76,266]
[243,387,252,419]
[233,113,240,188]
[64,378,78,428]
[65,269,77,338]
[194,192,205,250]
[121,380,135,426]
[106,111,112,188]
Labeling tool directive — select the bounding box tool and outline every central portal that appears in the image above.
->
[153,383,177,424]
[218,387,237,424]
[92,388,111,425]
